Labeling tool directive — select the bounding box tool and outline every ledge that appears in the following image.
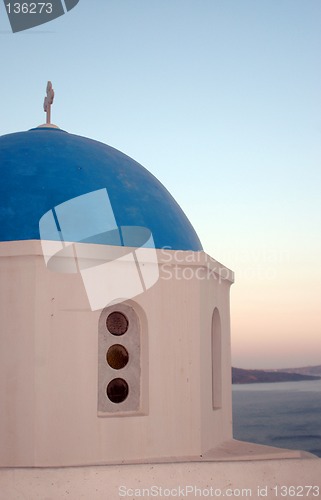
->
[0,240,234,283]
[0,454,320,500]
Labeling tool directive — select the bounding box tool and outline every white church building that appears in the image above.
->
[0,85,319,498]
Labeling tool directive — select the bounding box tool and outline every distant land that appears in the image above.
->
[232,365,321,384]
[276,365,321,377]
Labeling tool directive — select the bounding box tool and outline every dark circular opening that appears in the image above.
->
[106,344,129,370]
[107,378,129,404]
[106,311,128,336]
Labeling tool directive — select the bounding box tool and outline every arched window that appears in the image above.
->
[212,307,222,409]
[98,303,141,415]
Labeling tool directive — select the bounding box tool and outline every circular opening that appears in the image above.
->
[106,311,128,336]
[107,378,129,404]
[106,344,129,370]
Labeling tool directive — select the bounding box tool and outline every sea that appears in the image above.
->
[232,379,321,458]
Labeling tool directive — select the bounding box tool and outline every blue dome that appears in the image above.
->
[0,127,202,251]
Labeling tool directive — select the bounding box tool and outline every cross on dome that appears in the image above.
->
[43,81,54,125]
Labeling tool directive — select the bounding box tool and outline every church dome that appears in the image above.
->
[0,127,202,251]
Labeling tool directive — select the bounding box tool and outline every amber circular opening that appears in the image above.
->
[106,311,128,336]
[106,378,129,404]
[106,344,129,370]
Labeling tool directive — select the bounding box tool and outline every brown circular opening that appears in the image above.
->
[106,344,129,370]
[106,311,128,336]
[107,378,129,404]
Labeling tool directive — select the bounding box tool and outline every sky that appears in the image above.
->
[1,0,320,369]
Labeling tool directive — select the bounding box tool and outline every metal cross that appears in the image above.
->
[43,81,54,125]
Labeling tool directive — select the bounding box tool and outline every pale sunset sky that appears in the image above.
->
[1,1,320,369]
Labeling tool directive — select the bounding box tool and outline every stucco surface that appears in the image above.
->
[0,458,320,500]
